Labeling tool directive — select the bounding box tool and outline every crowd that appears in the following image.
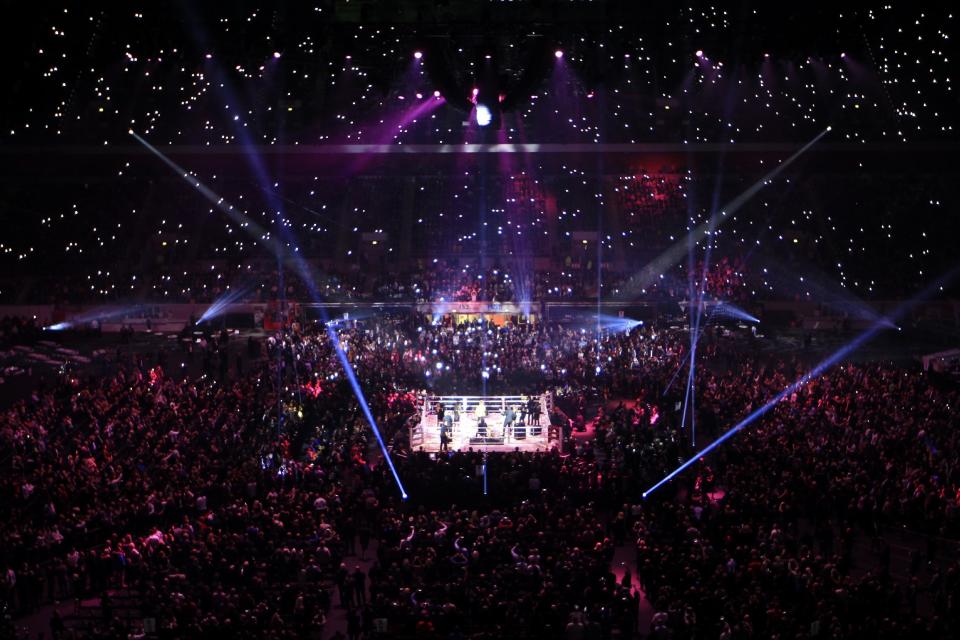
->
[371,267,520,303]
[1,311,959,639]
[612,173,686,237]
[4,166,956,309]
[634,360,960,638]
[0,335,408,639]
[693,257,748,302]
[1,257,756,317]
[3,3,960,638]
[268,314,691,398]
[0,316,43,348]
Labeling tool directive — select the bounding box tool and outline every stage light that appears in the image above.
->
[554,50,564,58]
[712,301,760,324]
[198,286,250,324]
[329,333,409,499]
[131,131,409,499]
[273,51,281,59]
[642,264,960,499]
[616,128,829,299]
[695,50,704,58]
[433,90,441,98]
[414,51,422,60]
[475,104,492,127]
[45,306,142,333]
[644,327,872,499]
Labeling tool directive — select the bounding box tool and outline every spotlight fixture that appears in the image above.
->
[421,39,552,130]
[475,104,493,127]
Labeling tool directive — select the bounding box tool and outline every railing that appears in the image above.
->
[422,394,541,415]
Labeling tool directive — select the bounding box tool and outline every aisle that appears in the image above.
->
[573,399,656,636]
[323,538,379,640]
[609,545,655,637]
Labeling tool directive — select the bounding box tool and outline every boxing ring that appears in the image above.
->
[410,394,561,453]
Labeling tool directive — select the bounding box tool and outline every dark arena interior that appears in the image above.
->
[3,2,960,639]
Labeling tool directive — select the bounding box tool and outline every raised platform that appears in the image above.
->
[410,394,560,453]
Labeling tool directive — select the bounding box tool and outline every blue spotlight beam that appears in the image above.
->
[130,131,409,499]
[619,127,831,299]
[326,323,408,499]
[662,356,688,396]
[685,191,723,444]
[681,313,701,434]
[45,305,145,331]
[691,374,696,447]
[685,303,705,444]
[482,452,488,496]
[758,258,891,327]
[712,301,760,324]
[644,329,872,498]
[680,361,693,430]
[130,132,279,247]
[663,309,714,396]
[198,286,252,324]
[681,210,697,434]
[131,131,330,294]
[642,264,959,499]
